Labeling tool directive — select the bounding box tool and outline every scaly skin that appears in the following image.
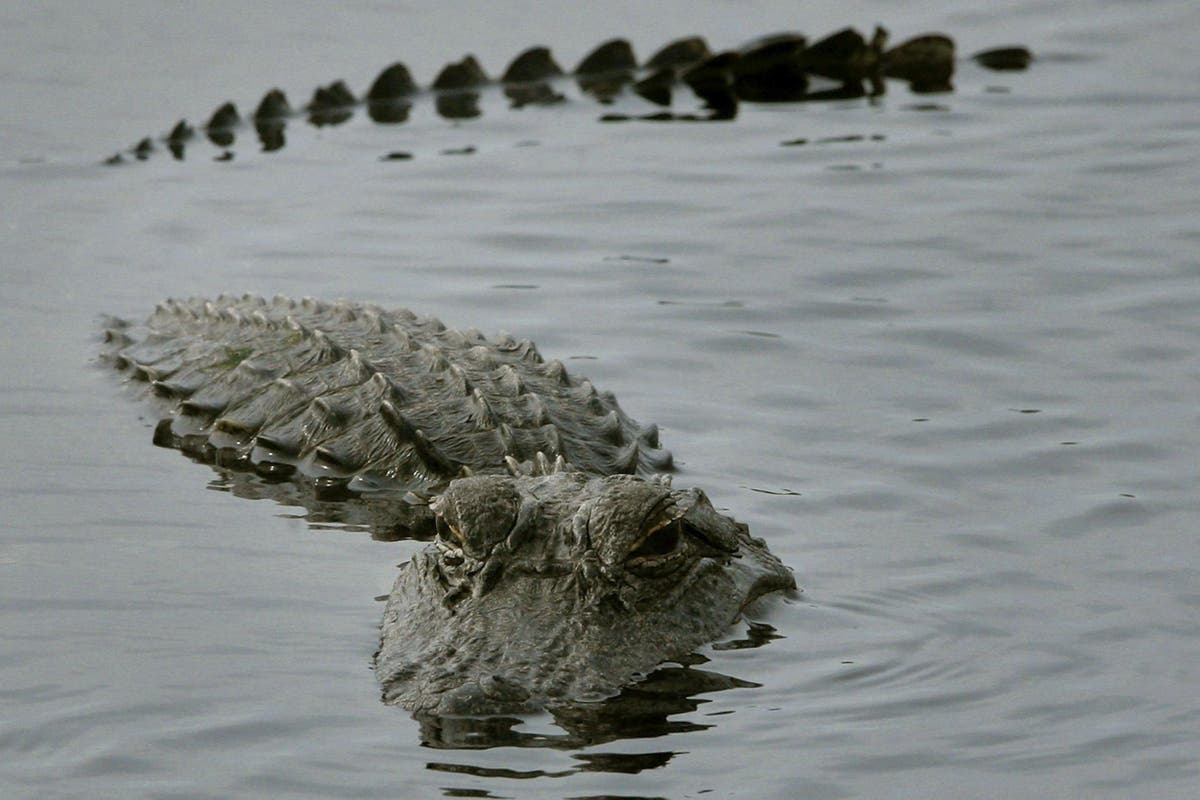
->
[103,295,673,496]
[378,472,794,714]
[103,295,795,713]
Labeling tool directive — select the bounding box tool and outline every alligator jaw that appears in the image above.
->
[374,473,795,715]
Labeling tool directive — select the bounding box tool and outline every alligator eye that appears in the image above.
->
[435,515,467,567]
[628,519,682,561]
[436,515,464,545]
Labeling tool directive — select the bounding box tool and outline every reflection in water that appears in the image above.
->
[107,26,1031,164]
[436,92,482,120]
[165,120,192,159]
[253,88,290,151]
[307,80,356,127]
[502,46,566,108]
[880,34,957,93]
[205,467,436,540]
[367,101,412,125]
[574,39,639,103]
[432,55,488,120]
[205,101,240,148]
[254,119,285,152]
[416,662,760,758]
[730,34,810,102]
[365,62,416,123]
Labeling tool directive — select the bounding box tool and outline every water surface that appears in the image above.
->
[2,1,1199,797]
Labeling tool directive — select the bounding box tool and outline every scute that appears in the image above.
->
[104,295,675,503]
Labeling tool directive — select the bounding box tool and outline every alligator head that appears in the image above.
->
[375,471,795,715]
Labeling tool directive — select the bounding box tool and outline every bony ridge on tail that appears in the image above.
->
[106,27,1032,163]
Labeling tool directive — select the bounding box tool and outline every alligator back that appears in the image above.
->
[102,295,672,503]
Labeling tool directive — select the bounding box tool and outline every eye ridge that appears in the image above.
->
[435,514,465,545]
[629,518,684,559]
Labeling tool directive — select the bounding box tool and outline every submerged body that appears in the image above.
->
[103,295,795,713]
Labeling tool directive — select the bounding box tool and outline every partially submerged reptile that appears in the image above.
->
[99,23,1033,718]
[106,26,1032,163]
[102,296,796,714]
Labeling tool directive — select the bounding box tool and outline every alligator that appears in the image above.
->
[101,295,797,714]
[105,26,1032,164]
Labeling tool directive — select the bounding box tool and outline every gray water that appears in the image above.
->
[3,1,1198,797]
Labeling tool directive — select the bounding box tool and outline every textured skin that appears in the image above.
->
[103,295,794,714]
[378,471,795,714]
[103,295,672,494]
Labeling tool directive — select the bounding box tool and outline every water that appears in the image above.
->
[3,1,1199,797]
